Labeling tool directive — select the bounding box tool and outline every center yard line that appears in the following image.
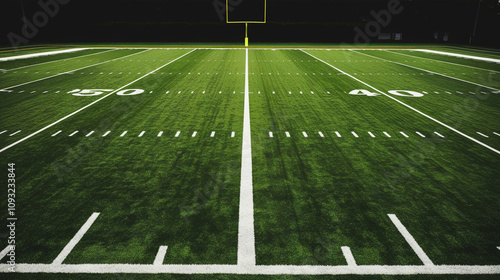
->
[238,47,256,268]
[383,50,500,74]
[351,50,500,91]
[0,49,196,153]
[341,247,357,266]
[6,49,117,72]
[153,246,169,266]
[52,212,100,265]
[388,214,434,266]
[301,50,500,156]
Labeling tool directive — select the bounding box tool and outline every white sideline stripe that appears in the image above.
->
[416,131,426,138]
[318,131,324,137]
[153,246,168,266]
[86,131,95,137]
[269,132,273,138]
[0,48,88,62]
[102,131,111,137]
[51,130,62,137]
[434,132,445,138]
[302,131,308,137]
[0,130,7,135]
[1,49,151,91]
[341,247,357,266]
[384,50,500,74]
[231,131,235,138]
[301,50,500,156]
[352,50,500,92]
[285,131,291,137]
[0,49,196,153]
[3,263,500,274]
[400,131,409,138]
[335,131,341,137]
[9,130,21,136]
[211,131,215,137]
[388,214,434,266]
[192,131,197,137]
[138,131,145,137]
[476,132,489,138]
[69,131,79,137]
[175,131,181,137]
[0,246,12,261]
[413,49,500,64]
[368,131,375,138]
[383,132,391,138]
[158,131,163,137]
[351,131,358,138]
[52,212,100,265]
[120,131,128,137]
[6,49,117,71]
[238,47,256,267]
[493,132,500,137]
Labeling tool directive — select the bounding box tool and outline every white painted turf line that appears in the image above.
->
[102,131,111,137]
[120,131,128,137]
[301,50,500,156]
[413,49,500,64]
[238,47,256,267]
[416,131,426,138]
[352,50,500,92]
[192,131,197,137]
[69,131,79,137]
[51,130,62,137]
[52,212,100,265]
[139,131,146,137]
[476,132,489,138]
[335,131,341,137]
[0,49,196,153]
[341,246,357,266]
[0,246,12,261]
[302,131,308,138]
[0,130,6,135]
[388,214,434,266]
[153,246,168,266]
[158,131,163,137]
[0,49,151,92]
[175,131,181,137]
[368,132,376,138]
[0,48,88,62]
[9,130,21,136]
[86,131,95,137]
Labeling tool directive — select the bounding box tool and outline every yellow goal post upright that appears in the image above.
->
[226,0,267,46]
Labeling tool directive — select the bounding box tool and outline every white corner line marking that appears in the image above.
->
[300,50,500,156]
[238,47,256,267]
[388,214,434,266]
[0,49,196,153]
[52,212,100,265]
[341,246,357,266]
[153,246,168,266]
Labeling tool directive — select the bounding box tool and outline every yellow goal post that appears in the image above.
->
[226,0,267,46]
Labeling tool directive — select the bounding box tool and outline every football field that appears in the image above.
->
[0,45,499,279]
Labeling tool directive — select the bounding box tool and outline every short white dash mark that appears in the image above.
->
[400,131,409,138]
[192,131,197,137]
[476,132,489,138]
[269,132,273,138]
[302,131,308,138]
[86,131,94,137]
[416,131,426,138]
[383,131,391,138]
[434,132,445,138]
[351,131,358,138]
[120,131,128,137]
[9,130,21,136]
[153,246,168,266]
[69,131,79,137]
[335,131,341,137]
[138,131,145,137]
[318,131,324,138]
[158,131,163,137]
[102,131,111,137]
[211,131,215,137]
[368,131,375,138]
[231,131,235,138]
[175,131,181,137]
[51,130,62,137]
[285,131,290,137]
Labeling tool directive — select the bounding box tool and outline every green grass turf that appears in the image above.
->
[0,45,499,279]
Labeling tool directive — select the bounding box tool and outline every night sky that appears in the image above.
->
[1,0,499,47]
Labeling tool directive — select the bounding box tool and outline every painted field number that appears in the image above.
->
[349,89,424,97]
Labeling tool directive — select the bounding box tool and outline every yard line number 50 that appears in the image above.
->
[349,89,424,97]
[69,89,144,96]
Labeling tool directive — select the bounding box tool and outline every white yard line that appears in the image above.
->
[153,246,168,266]
[413,49,500,64]
[52,212,100,265]
[2,263,500,274]
[1,49,151,91]
[351,50,500,92]
[0,48,88,62]
[388,214,434,266]
[341,246,357,266]
[301,50,500,156]
[6,49,117,72]
[384,50,500,74]
[238,47,256,268]
[0,49,196,153]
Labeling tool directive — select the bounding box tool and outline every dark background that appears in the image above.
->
[1,0,499,47]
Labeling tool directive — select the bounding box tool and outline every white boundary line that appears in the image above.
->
[383,50,500,74]
[1,263,499,274]
[153,246,169,266]
[238,47,256,268]
[351,50,500,91]
[388,214,434,266]
[301,50,500,156]
[0,49,151,91]
[413,49,500,64]
[0,48,88,62]
[6,49,117,72]
[52,212,100,265]
[0,49,196,153]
